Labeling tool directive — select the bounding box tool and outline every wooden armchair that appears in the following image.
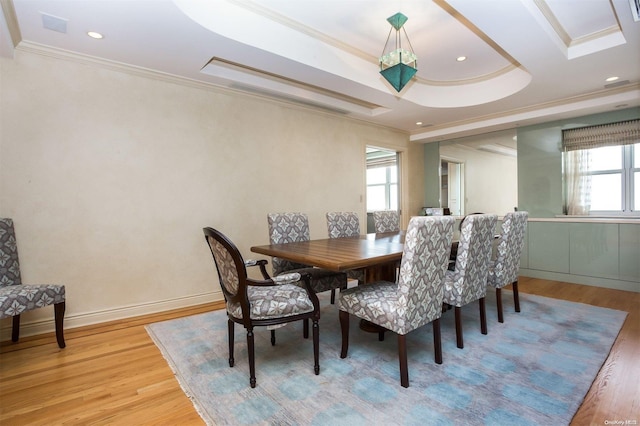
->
[203,226,321,388]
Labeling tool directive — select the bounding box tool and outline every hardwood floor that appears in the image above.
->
[1,278,637,425]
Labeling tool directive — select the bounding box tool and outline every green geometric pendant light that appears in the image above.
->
[379,12,418,92]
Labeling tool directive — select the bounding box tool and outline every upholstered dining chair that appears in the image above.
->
[0,218,66,348]
[487,211,528,323]
[443,213,497,349]
[268,213,347,304]
[338,215,455,388]
[449,212,485,270]
[203,227,320,388]
[326,212,365,286]
[372,210,400,233]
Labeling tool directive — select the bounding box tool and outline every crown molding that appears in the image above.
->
[410,83,640,142]
[14,41,409,134]
[16,41,223,93]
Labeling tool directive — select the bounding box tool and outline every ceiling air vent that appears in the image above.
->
[604,79,630,89]
[41,13,67,33]
[229,83,350,115]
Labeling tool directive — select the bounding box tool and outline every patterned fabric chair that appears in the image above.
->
[338,216,455,388]
[448,212,485,270]
[0,218,66,348]
[268,213,347,304]
[487,211,528,322]
[372,210,400,233]
[443,214,497,349]
[203,227,320,388]
[326,212,365,285]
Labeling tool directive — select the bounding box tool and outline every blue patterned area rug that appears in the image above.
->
[146,290,626,425]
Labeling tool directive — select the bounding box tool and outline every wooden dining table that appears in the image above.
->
[250,231,405,284]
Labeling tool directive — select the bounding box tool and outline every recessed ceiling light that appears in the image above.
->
[87,31,103,39]
[456,56,467,62]
[416,121,423,126]
[605,76,619,82]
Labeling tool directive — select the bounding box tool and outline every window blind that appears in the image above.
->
[366,152,397,169]
[562,119,639,151]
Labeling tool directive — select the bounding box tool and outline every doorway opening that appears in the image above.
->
[441,159,464,216]
[366,147,400,232]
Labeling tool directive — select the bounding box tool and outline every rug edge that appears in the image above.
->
[567,311,629,423]
[145,324,216,426]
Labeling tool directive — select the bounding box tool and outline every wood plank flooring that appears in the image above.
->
[1,278,637,425]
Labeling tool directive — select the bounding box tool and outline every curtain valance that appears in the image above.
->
[562,119,639,151]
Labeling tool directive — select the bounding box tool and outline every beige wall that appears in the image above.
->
[0,49,421,335]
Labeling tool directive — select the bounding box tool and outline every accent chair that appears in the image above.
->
[0,218,66,348]
[203,226,320,388]
[443,213,497,349]
[326,211,365,286]
[487,211,528,322]
[372,210,400,233]
[268,213,347,304]
[338,216,455,388]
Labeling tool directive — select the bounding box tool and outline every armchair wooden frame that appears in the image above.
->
[203,227,321,388]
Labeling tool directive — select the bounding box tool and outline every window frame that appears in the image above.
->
[366,165,398,212]
[582,143,637,215]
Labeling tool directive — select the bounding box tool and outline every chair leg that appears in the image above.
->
[303,319,309,339]
[271,330,276,346]
[513,280,521,312]
[228,319,235,367]
[11,315,20,342]
[455,307,463,349]
[433,318,442,364]
[339,310,349,358]
[479,297,487,335]
[330,289,336,304]
[246,328,256,388]
[54,302,66,348]
[313,319,320,375]
[496,288,504,323]
[398,334,409,388]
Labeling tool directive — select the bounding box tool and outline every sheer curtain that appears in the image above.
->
[563,150,591,215]
[562,119,639,215]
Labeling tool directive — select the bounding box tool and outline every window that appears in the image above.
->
[366,148,398,212]
[366,165,397,211]
[588,144,636,212]
[562,119,639,215]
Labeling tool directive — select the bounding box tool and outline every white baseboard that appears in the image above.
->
[0,291,221,342]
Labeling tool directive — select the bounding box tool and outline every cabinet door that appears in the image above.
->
[619,224,640,283]
[528,222,569,273]
[569,223,619,279]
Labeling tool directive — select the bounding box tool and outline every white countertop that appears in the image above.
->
[529,216,640,224]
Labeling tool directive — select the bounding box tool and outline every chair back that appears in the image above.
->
[267,213,311,275]
[373,210,400,233]
[0,218,22,287]
[490,211,528,286]
[448,214,498,304]
[203,227,250,317]
[326,212,360,238]
[396,216,455,333]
